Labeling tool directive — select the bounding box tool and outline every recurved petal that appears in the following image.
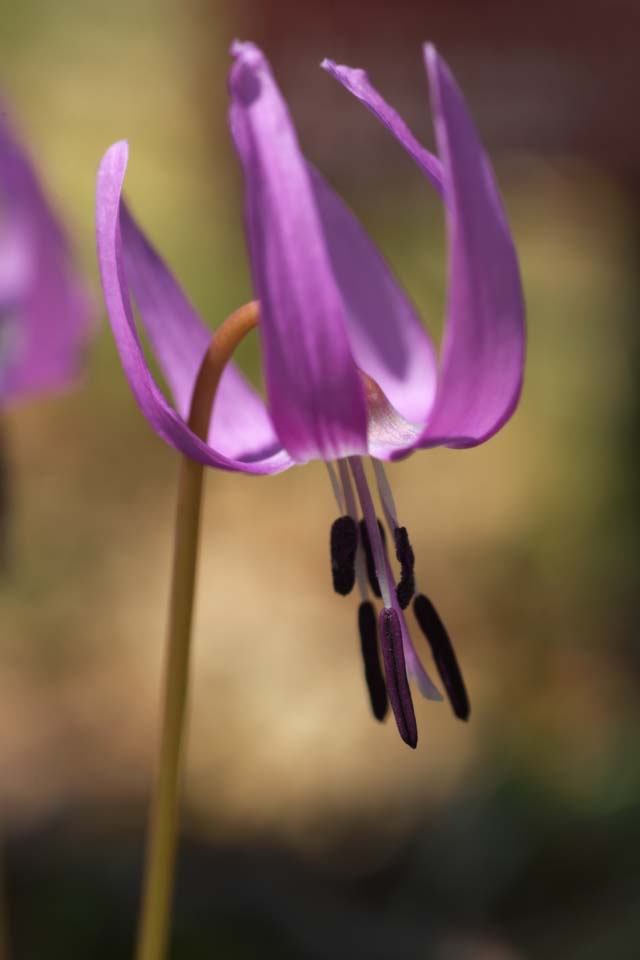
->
[96,140,291,474]
[119,203,210,421]
[0,111,93,405]
[323,49,525,451]
[417,45,525,448]
[229,41,368,464]
[120,201,283,462]
[321,59,444,197]
[307,164,437,426]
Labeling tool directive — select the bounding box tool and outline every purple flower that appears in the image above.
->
[0,109,93,406]
[95,42,525,748]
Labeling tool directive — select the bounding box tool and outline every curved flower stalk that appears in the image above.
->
[97,40,525,960]
[0,109,93,406]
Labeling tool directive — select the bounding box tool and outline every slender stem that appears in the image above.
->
[135,454,202,960]
[135,301,259,960]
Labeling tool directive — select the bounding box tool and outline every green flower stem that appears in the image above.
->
[135,452,203,960]
[135,301,259,960]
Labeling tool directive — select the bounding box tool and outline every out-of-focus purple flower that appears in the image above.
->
[95,42,525,748]
[0,109,93,406]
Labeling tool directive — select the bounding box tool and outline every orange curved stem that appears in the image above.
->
[188,300,260,439]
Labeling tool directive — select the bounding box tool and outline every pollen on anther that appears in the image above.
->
[413,593,470,721]
[358,601,388,722]
[394,526,415,609]
[330,516,358,595]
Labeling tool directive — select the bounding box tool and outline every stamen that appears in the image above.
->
[394,527,416,609]
[372,459,398,530]
[337,460,369,602]
[330,516,358,595]
[358,601,388,721]
[337,459,357,519]
[379,607,417,748]
[412,594,470,721]
[372,460,415,609]
[358,519,386,598]
[325,462,345,515]
[348,456,393,608]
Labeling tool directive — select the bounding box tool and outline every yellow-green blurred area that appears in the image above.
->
[1,1,639,957]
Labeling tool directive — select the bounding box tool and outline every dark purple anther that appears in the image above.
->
[358,601,388,721]
[413,593,470,721]
[358,518,386,598]
[379,607,417,748]
[393,526,415,609]
[330,515,358,595]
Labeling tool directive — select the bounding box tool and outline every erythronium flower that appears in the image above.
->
[0,108,93,406]
[96,41,525,749]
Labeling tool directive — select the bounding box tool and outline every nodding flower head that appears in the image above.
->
[95,41,525,747]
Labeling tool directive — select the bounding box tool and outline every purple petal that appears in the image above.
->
[0,110,93,405]
[321,59,444,197]
[95,140,292,474]
[229,41,368,464]
[307,164,437,426]
[323,48,525,450]
[417,45,525,448]
[120,202,285,462]
[119,203,210,420]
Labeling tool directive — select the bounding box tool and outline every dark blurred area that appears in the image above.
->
[1,0,639,958]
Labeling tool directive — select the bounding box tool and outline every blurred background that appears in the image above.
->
[1,0,638,957]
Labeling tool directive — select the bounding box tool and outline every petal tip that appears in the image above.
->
[99,139,129,179]
[422,43,443,85]
[229,40,267,104]
[110,138,129,156]
[422,41,437,62]
[322,59,369,91]
[230,39,263,66]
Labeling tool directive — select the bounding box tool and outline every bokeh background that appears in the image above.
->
[1,0,639,957]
